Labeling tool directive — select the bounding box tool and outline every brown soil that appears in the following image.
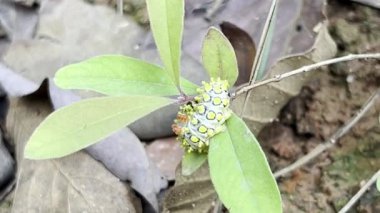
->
[258,1,380,212]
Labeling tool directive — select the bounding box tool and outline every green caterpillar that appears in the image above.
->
[172,78,231,153]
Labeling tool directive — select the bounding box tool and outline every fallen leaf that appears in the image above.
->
[232,23,337,135]
[220,22,256,86]
[6,83,141,212]
[163,162,217,213]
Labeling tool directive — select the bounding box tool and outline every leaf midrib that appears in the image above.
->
[58,77,196,90]
[226,127,255,207]
[164,0,177,83]
[41,99,172,144]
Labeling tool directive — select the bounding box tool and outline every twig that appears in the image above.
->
[338,170,380,213]
[117,0,123,15]
[234,53,380,97]
[239,0,278,115]
[274,89,380,178]
[212,199,223,213]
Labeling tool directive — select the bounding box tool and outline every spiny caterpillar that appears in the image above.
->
[172,78,232,153]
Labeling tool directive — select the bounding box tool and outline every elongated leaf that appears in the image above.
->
[55,55,198,96]
[181,152,207,176]
[250,0,279,82]
[24,96,175,159]
[240,0,278,116]
[202,27,239,86]
[209,113,282,213]
[146,0,184,88]
[377,177,380,192]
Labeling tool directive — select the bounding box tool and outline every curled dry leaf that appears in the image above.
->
[220,22,256,86]
[231,23,337,135]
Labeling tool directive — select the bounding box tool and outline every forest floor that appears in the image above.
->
[258,1,380,212]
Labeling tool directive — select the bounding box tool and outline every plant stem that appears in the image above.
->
[117,0,123,15]
[338,170,380,213]
[273,89,380,178]
[234,53,380,97]
[239,0,278,116]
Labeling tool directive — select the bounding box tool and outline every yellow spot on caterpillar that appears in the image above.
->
[197,105,206,114]
[191,118,199,125]
[190,136,200,143]
[198,125,208,133]
[212,97,222,105]
[207,111,216,120]
[207,129,215,136]
[202,93,211,102]
[216,113,223,121]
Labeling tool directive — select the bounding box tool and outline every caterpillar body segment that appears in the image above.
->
[172,78,231,153]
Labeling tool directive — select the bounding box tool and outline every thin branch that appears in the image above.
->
[239,0,278,116]
[117,0,124,15]
[338,170,380,213]
[274,89,380,178]
[234,53,380,97]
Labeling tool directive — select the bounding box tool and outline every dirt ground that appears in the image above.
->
[258,1,380,212]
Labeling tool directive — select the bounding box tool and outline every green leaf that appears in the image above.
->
[202,27,239,86]
[146,0,184,88]
[250,0,278,82]
[55,55,198,96]
[24,96,175,159]
[181,152,207,176]
[377,177,380,192]
[208,113,282,213]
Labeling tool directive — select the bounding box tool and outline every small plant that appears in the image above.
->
[24,0,283,212]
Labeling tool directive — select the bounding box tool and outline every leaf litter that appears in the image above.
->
[0,0,379,212]
[258,1,380,212]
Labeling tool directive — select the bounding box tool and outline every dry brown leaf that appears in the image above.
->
[220,21,256,86]
[163,162,216,213]
[232,23,337,134]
